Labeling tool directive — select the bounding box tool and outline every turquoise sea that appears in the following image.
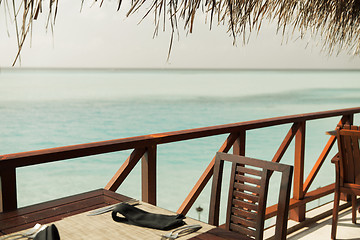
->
[1,68,360,222]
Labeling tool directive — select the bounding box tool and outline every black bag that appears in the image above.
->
[112,203,185,230]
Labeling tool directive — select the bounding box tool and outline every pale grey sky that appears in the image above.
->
[1,0,360,69]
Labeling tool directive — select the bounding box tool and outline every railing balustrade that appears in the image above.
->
[1,107,360,223]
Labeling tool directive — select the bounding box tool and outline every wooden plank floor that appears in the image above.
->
[287,202,360,240]
[263,201,360,240]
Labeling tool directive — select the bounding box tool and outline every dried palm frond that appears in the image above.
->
[2,0,360,65]
[2,0,58,65]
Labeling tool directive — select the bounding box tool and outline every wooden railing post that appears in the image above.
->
[177,132,239,215]
[142,145,157,205]
[233,129,246,156]
[289,121,306,222]
[0,168,17,212]
[343,114,354,125]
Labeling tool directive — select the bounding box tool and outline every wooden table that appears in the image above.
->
[0,189,131,235]
[0,189,248,239]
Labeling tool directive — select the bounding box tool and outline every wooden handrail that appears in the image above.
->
[1,107,360,169]
[1,107,360,221]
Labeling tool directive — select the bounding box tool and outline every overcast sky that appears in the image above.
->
[1,0,360,69]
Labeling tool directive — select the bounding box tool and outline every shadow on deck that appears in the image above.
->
[265,201,360,239]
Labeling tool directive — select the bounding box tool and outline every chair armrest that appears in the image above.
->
[326,130,337,136]
[331,153,340,164]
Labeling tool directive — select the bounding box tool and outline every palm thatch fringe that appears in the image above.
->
[2,0,360,65]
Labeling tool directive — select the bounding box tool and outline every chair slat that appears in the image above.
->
[230,215,257,228]
[233,190,259,203]
[235,174,261,185]
[234,182,261,194]
[344,131,355,183]
[233,198,258,212]
[237,166,262,177]
[229,223,256,237]
[350,126,360,185]
[232,206,257,221]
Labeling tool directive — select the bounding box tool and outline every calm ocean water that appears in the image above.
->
[1,68,360,221]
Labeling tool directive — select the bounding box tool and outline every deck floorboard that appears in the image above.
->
[264,201,360,239]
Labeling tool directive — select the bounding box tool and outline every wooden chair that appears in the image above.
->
[331,124,360,240]
[209,152,293,240]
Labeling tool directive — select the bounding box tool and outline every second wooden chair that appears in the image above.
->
[331,124,360,240]
[209,152,293,240]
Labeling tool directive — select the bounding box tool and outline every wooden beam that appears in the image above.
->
[290,121,306,222]
[177,132,239,215]
[0,168,17,212]
[272,123,299,163]
[266,183,334,219]
[105,148,146,192]
[303,116,349,195]
[142,145,157,205]
[208,155,225,226]
[233,129,245,156]
[2,108,360,170]
[303,135,336,194]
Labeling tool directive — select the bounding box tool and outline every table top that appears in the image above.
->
[0,189,131,234]
[52,201,214,239]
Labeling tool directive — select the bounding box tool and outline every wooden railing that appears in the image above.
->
[1,107,360,223]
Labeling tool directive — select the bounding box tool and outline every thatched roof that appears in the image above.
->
[3,0,360,65]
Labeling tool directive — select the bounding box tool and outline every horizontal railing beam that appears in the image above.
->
[1,107,360,169]
[177,132,240,215]
[265,183,335,219]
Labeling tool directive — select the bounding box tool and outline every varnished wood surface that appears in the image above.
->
[0,189,131,235]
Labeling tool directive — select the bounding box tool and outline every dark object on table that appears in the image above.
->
[112,203,185,230]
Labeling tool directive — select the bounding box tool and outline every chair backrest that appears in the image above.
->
[336,124,360,185]
[209,152,293,240]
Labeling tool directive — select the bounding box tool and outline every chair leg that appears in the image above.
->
[352,195,357,224]
[331,190,340,240]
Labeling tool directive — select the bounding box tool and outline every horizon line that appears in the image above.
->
[1,67,360,72]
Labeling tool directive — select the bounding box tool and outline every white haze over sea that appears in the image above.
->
[1,68,360,222]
